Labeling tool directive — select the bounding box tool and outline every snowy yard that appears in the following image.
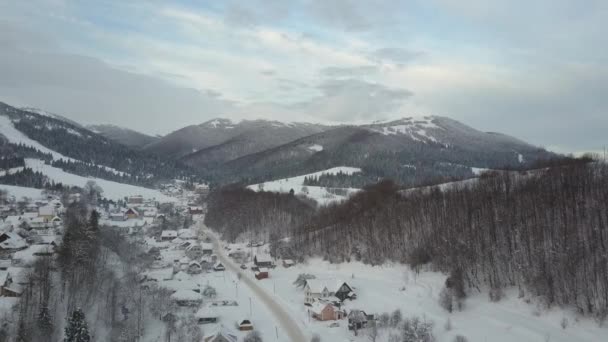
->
[242,256,608,342]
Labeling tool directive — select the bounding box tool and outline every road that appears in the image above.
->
[204,229,309,342]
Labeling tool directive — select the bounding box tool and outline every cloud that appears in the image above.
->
[0,21,233,135]
[371,48,425,65]
[320,65,378,77]
[293,79,413,122]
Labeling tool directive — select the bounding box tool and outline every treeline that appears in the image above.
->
[0,167,65,191]
[204,186,315,241]
[293,161,608,319]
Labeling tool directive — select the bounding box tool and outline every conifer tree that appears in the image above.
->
[64,308,90,342]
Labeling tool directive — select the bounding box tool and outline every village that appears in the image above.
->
[0,177,387,342]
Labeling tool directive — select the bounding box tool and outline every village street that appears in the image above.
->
[201,225,309,342]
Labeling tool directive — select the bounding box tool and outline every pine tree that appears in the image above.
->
[64,308,91,342]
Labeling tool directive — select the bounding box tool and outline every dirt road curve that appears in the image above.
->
[206,230,308,342]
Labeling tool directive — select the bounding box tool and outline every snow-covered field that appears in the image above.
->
[0,160,174,202]
[248,167,361,206]
[230,250,608,342]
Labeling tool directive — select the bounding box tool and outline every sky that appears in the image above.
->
[0,0,607,153]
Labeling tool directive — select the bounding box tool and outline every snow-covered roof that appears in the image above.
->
[0,271,10,285]
[204,325,237,342]
[201,243,213,250]
[170,289,202,301]
[310,301,333,315]
[178,228,196,239]
[13,244,54,263]
[255,254,273,263]
[38,205,55,216]
[305,280,329,294]
[0,232,27,250]
[283,259,295,264]
[195,306,219,319]
[161,230,178,238]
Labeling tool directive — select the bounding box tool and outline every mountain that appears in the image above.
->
[0,102,195,188]
[88,124,159,148]
[210,116,555,187]
[144,118,328,159]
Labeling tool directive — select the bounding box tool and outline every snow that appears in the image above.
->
[0,184,45,199]
[250,257,608,342]
[23,159,175,202]
[248,167,361,206]
[307,144,324,152]
[471,167,490,175]
[0,115,75,161]
[372,117,442,144]
[0,166,24,177]
[518,153,525,163]
[0,115,127,177]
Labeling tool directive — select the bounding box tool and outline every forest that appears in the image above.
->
[205,159,608,321]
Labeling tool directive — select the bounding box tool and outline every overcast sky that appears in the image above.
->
[0,0,607,153]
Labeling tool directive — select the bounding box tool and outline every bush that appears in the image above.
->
[311,333,321,342]
[390,309,403,328]
[203,285,217,298]
[401,316,434,342]
[244,330,263,342]
[439,287,453,313]
[454,335,468,342]
[489,287,504,302]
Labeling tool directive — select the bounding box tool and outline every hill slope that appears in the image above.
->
[211,116,554,186]
[88,124,160,148]
[144,118,328,159]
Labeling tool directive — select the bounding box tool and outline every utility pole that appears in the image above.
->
[249,297,252,318]
[275,326,278,340]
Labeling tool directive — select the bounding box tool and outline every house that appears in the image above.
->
[201,243,213,256]
[109,212,127,221]
[170,289,202,307]
[0,232,27,255]
[0,270,13,296]
[185,244,203,259]
[189,206,204,215]
[238,320,254,331]
[255,268,269,280]
[125,208,139,219]
[128,195,144,205]
[160,230,178,241]
[304,280,331,304]
[213,262,225,272]
[335,281,355,301]
[37,205,56,220]
[143,209,157,218]
[310,302,344,321]
[282,259,295,268]
[203,326,238,342]
[178,228,197,240]
[51,216,62,227]
[304,279,355,303]
[195,306,219,324]
[12,244,54,265]
[28,217,50,230]
[348,309,368,330]
[253,254,273,268]
[187,261,202,275]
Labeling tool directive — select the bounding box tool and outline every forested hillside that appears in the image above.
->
[205,158,608,320]
[0,102,196,186]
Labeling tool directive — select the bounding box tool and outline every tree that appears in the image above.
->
[311,334,321,342]
[64,308,91,342]
[202,285,217,299]
[38,306,53,337]
[244,330,263,342]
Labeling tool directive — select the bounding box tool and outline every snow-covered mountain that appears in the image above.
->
[0,102,193,195]
[88,124,160,149]
[145,118,329,159]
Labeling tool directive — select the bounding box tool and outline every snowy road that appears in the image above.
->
[204,229,309,342]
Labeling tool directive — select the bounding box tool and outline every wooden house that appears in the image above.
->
[238,319,254,331]
[255,268,269,280]
[310,302,344,321]
[213,262,225,272]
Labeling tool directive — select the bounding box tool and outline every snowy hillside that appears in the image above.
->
[21,159,173,202]
[247,166,361,205]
